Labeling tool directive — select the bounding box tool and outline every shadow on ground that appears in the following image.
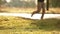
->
[0,16,60,32]
[31,18,60,31]
[0,11,9,13]
[0,26,16,30]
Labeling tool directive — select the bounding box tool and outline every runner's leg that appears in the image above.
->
[31,2,41,17]
[41,2,45,19]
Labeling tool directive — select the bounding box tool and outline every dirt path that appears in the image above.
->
[0,13,60,19]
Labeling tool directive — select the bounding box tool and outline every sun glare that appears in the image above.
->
[6,0,11,3]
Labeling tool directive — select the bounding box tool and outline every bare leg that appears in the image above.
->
[31,2,41,17]
[41,2,45,19]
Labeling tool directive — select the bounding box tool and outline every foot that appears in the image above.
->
[31,11,40,17]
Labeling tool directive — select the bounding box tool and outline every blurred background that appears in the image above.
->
[0,0,60,14]
[0,0,60,34]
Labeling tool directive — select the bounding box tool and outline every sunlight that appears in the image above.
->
[6,0,11,3]
[0,13,60,20]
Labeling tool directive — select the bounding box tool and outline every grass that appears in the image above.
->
[0,16,60,34]
[31,18,60,31]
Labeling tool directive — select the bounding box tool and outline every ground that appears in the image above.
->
[0,7,60,34]
[0,7,60,14]
[0,16,60,34]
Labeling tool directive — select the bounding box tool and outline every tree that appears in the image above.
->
[0,0,6,7]
[0,0,3,7]
[51,0,60,7]
[0,0,6,11]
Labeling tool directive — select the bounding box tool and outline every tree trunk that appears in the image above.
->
[46,0,49,11]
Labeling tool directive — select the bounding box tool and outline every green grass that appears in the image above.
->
[0,16,60,34]
[31,18,60,31]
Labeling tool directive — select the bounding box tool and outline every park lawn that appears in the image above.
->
[0,16,60,34]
